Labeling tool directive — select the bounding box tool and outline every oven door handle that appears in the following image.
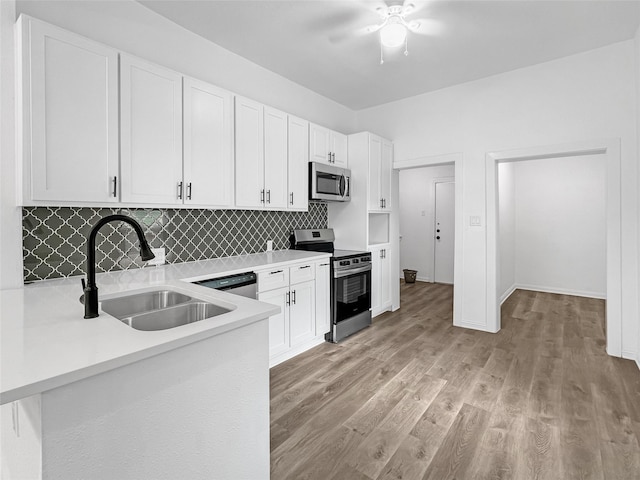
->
[334,264,372,278]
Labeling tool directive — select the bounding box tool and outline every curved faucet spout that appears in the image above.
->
[84,214,155,319]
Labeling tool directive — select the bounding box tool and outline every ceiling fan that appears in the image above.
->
[333,1,443,64]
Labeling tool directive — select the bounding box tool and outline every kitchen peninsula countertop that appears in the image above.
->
[1,250,330,404]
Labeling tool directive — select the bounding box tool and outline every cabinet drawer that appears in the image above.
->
[258,268,290,292]
[290,263,315,285]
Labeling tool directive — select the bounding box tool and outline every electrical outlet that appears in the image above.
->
[266,240,273,252]
[148,247,166,266]
[470,216,481,227]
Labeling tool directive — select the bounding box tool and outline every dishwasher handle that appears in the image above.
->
[193,272,257,291]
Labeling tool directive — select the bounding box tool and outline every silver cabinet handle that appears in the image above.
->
[320,263,329,266]
[266,189,271,204]
[112,176,117,198]
[332,152,336,163]
[290,192,294,205]
[328,152,332,163]
[260,189,265,204]
[291,290,296,305]
[380,198,383,208]
[299,265,311,269]
[285,291,290,306]
[270,270,283,275]
[187,182,192,200]
[177,181,183,200]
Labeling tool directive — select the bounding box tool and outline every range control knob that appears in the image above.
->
[352,259,359,264]
[339,260,350,266]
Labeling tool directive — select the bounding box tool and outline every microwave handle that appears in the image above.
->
[339,175,346,197]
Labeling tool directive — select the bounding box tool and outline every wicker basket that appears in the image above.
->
[403,269,417,283]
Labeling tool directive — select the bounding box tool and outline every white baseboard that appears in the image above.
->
[515,283,606,300]
[499,284,517,305]
[269,336,326,368]
[399,276,431,283]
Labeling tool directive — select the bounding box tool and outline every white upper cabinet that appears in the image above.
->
[234,96,265,208]
[18,16,119,204]
[380,139,393,209]
[287,116,309,210]
[263,107,288,209]
[183,77,234,207]
[309,123,348,167]
[309,123,331,164]
[330,131,348,167]
[120,54,183,204]
[367,134,393,211]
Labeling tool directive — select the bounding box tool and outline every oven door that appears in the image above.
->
[330,265,372,342]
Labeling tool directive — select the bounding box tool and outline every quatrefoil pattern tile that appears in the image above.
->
[22,204,328,282]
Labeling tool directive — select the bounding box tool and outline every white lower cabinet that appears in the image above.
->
[260,287,290,358]
[370,244,392,317]
[258,260,329,366]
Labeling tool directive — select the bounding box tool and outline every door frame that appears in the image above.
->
[486,138,621,356]
[395,152,463,326]
[432,177,455,284]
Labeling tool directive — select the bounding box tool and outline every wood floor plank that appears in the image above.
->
[270,284,640,480]
[422,403,490,480]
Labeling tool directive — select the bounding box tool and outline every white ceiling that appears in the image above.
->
[138,0,640,110]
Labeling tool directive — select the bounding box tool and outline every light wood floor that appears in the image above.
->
[270,281,640,480]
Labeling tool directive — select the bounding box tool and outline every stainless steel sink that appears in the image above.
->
[100,289,233,331]
[101,290,192,319]
[119,302,232,331]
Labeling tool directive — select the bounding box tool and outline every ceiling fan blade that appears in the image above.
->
[329,23,381,44]
[407,18,445,36]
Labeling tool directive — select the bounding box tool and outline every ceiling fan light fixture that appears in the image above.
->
[380,18,407,48]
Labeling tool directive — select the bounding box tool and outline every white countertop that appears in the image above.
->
[1,250,330,404]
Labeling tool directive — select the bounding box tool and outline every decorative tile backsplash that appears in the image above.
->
[22,204,328,282]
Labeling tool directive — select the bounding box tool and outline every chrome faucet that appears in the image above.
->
[82,214,155,318]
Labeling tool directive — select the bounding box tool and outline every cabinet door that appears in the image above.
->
[380,139,393,210]
[259,287,290,357]
[380,247,392,308]
[120,55,183,204]
[235,97,264,208]
[368,135,382,211]
[263,107,288,209]
[315,262,331,336]
[370,246,382,315]
[289,280,315,346]
[288,115,309,210]
[309,123,330,164]
[183,77,233,207]
[21,17,119,203]
[330,131,348,167]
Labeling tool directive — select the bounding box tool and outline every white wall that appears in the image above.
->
[357,41,639,356]
[636,25,640,368]
[498,162,515,301]
[512,155,606,298]
[398,164,454,282]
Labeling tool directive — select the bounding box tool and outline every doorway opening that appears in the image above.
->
[486,139,622,356]
[396,153,461,323]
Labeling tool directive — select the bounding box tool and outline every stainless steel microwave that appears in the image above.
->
[309,162,351,202]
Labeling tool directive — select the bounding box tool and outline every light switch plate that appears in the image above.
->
[148,248,166,266]
[470,216,481,226]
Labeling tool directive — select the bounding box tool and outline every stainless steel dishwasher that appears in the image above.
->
[193,272,257,299]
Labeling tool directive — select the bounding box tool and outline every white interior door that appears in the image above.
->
[434,181,455,284]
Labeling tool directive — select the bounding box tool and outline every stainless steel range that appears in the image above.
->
[291,229,372,343]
